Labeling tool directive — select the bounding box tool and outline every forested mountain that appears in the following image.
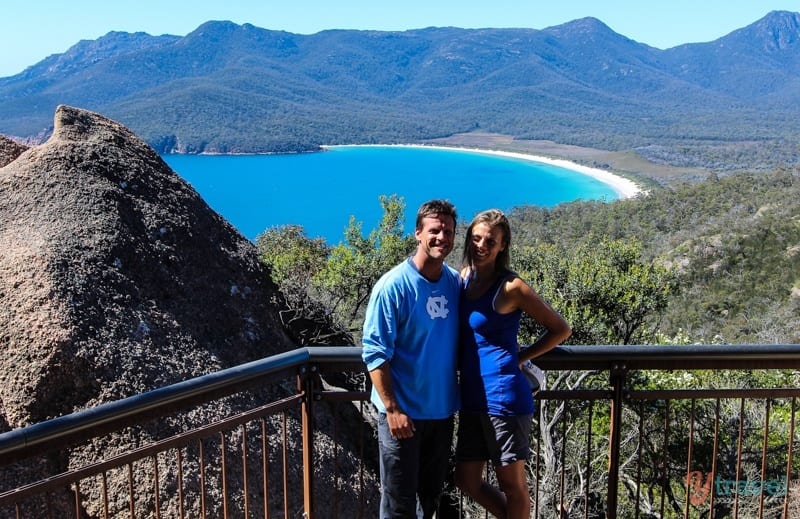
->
[1,11,799,170]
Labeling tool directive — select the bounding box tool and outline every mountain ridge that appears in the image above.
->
[1,11,798,170]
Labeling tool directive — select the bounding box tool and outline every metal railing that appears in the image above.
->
[1,344,800,518]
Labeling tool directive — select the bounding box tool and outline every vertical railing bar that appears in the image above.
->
[221,431,229,518]
[127,462,135,518]
[758,399,771,519]
[261,417,270,519]
[300,367,316,518]
[684,399,696,519]
[659,399,670,518]
[242,423,250,518]
[708,399,721,518]
[559,400,568,515]
[333,400,340,519]
[359,399,366,518]
[782,397,797,518]
[176,447,185,519]
[73,481,80,519]
[102,471,109,519]
[485,465,491,518]
[584,399,593,519]
[607,364,626,517]
[282,411,289,519]
[734,398,746,519]
[153,454,160,519]
[534,400,542,519]
[199,439,207,519]
[634,401,645,519]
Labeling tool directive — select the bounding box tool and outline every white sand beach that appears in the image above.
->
[414,145,643,199]
[329,144,643,199]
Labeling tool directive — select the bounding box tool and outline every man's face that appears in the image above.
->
[415,213,455,262]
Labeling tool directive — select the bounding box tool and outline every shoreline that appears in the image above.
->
[326,144,643,199]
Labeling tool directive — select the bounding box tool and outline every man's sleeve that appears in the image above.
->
[362,285,398,371]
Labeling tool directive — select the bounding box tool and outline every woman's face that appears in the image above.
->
[469,222,505,269]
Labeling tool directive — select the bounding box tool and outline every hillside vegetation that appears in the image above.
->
[512,166,800,343]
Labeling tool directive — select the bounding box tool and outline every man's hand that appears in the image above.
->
[386,409,416,439]
[369,363,416,438]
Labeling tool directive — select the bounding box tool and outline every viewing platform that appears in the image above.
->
[2,344,800,518]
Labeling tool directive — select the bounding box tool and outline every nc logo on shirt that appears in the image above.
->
[426,295,450,319]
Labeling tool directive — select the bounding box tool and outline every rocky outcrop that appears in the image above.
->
[0,136,27,167]
[0,106,377,517]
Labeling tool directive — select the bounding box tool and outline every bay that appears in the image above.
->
[163,145,619,244]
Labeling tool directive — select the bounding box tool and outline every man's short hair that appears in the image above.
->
[416,199,457,230]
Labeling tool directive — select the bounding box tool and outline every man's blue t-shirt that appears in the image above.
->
[362,258,461,419]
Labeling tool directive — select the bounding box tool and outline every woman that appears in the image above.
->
[455,209,571,518]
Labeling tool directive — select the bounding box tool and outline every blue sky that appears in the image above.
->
[1,0,798,77]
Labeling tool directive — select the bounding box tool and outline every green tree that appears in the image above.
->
[255,224,347,344]
[256,224,329,283]
[316,194,416,334]
[515,237,677,345]
[256,195,416,343]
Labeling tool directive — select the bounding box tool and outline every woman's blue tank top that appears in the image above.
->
[459,272,534,416]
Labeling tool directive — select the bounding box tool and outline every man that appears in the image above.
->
[362,199,461,518]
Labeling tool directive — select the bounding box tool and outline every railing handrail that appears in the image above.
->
[534,343,800,370]
[0,347,312,463]
[3,344,800,465]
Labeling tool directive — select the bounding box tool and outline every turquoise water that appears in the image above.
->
[163,146,618,243]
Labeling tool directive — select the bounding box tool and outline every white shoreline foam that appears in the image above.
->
[326,143,643,199]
